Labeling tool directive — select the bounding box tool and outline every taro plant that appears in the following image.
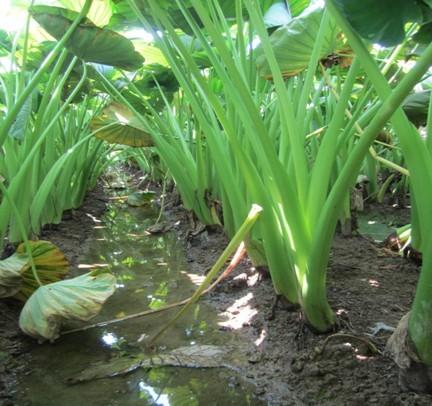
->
[328,0,432,391]
[117,0,432,335]
[0,0,147,247]
[0,0,121,342]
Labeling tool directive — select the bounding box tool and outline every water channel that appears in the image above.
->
[17,192,264,405]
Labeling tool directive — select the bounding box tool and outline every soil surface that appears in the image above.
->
[161,194,432,405]
[2,176,432,405]
[0,184,107,405]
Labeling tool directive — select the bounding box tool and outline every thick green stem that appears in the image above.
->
[327,0,432,366]
[302,275,336,332]
[304,1,432,333]
[409,233,432,366]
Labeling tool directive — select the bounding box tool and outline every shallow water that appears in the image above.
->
[18,198,264,405]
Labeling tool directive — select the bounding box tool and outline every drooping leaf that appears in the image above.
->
[19,271,116,342]
[15,241,70,302]
[69,345,239,384]
[109,0,280,33]
[255,5,339,78]
[332,0,423,47]
[91,102,154,147]
[0,254,28,298]
[29,5,144,71]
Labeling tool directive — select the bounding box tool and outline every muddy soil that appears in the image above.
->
[0,184,107,405]
[162,195,432,405]
[2,176,432,405]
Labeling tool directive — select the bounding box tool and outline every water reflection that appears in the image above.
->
[17,193,264,405]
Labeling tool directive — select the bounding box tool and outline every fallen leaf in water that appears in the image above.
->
[68,345,240,384]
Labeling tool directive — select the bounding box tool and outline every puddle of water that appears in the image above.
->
[18,199,264,405]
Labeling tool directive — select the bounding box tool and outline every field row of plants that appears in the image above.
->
[1,0,432,394]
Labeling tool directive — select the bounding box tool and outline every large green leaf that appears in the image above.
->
[91,102,154,147]
[332,0,424,46]
[19,271,116,342]
[0,254,28,298]
[109,0,280,33]
[287,0,310,17]
[9,95,32,141]
[0,29,13,56]
[29,5,144,71]
[0,241,69,300]
[15,241,70,302]
[402,90,431,126]
[255,5,339,78]
[59,0,113,27]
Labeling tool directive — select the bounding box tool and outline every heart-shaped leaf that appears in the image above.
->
[91,103,154,147]
[29,5,144,71]
[19,271,116,342]
[332,0,423,46]
[255,5,339,78]
[15,241,69,302]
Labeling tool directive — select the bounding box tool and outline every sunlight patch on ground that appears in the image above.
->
[219,292,257,330]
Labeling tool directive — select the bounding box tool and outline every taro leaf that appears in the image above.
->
[0,254,28,298]
[255,5,339,78]
[15,241,69,302]
[0,29,12,56]
[264,1,292,28]
[91,102,154,147]
[287,0,311,17]
[68,345,237,384]
[19,270,116,342]
[357,213,396,243]
[29,5,144,71]
[127,191,156,207]
[402,90,431,126]
[109,0,278,33]
[332,0,423,47]
[59,0,113,27]
[9,95,32,141]
[413,21,432,44]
